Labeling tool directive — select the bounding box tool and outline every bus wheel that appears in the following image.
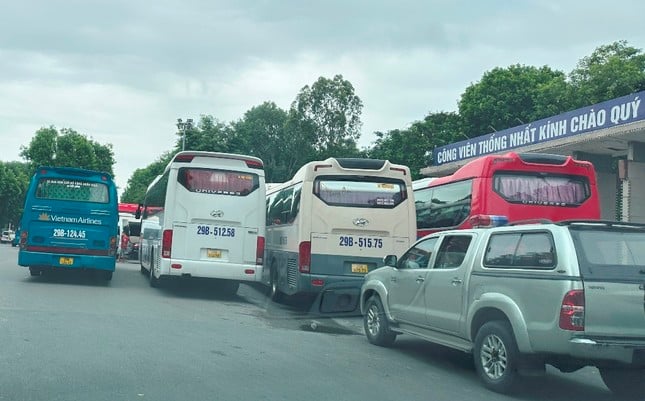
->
[103,271,113,281]
[149,259,160,288]
[270,264,284,303]
[140,263,148,275]
[29,267,42,277]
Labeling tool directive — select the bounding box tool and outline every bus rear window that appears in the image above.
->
[493,173,589,206]
[314,177,407,208]
[36,178,109,203]
[178,168,259,196]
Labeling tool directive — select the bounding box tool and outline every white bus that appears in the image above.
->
[138,151,266,295]
[263,157,416,312]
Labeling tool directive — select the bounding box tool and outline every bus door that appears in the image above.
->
[170,166,263,267]
[309,176,412,277]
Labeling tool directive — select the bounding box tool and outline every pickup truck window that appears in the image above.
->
[484,231,556,269]
[398,237,438,269]
[434,235,472,269]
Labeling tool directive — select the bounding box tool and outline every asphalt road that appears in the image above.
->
[0,245,620,401]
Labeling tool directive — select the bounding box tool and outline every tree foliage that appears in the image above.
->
[120,152,174,204]
[290,74,363,158]
[458,65,572,137]
[0,161,31,229]
[20,126,115,176]
[570,40,645,106]
[368,112,462,179]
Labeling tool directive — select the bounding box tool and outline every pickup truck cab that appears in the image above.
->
[360,220,645,397]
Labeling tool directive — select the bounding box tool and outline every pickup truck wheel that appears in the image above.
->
[364,296,396,347]
[474,321,520,394]
[599,367,645,398]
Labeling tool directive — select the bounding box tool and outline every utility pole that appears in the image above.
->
[176,118,194,151]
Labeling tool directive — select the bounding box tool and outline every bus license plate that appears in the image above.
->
[351,264,369,274]
[59,257,74,265]
[207,249,222,258]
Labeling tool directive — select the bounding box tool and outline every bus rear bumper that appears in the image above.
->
[18,251,116,271]
[304,275,364,315]
[163,259,263,282]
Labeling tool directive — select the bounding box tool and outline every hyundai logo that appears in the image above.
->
[210,210,224,218]
[353,218,369,227]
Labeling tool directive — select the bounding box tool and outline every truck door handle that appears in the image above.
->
[416,276,425,283]
[451,278,463,285]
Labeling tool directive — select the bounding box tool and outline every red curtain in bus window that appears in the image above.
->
[184,169,254,195]
[497,175,586,204]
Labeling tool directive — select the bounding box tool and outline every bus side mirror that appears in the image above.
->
[383,255,397,267]
[135,204,143,219]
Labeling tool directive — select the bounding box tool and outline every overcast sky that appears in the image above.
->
[2,0,645,193]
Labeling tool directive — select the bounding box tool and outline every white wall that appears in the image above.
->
[625,161,645,223]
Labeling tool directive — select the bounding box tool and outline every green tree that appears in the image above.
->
[231,102,293,182]
[570,40,645,106]
[368,112,462,178]
[458,64,572,137]
[0,161,31,229]
[290,74,363,158]
[20,126,115,176]
[120,152,174,204]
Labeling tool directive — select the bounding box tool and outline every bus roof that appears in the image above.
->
[426,152,595,187]
[168,151,264,170]
[35,166,114,181]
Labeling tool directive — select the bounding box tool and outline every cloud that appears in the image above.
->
[1,0,645,195]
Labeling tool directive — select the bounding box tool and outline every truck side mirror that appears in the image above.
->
[383,255,397,267]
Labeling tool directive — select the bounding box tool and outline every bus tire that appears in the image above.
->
[270,264,284,303]
[149,257,161,288]
[29,267,42,277]
[103,271,113,281]
[140,263,148,275]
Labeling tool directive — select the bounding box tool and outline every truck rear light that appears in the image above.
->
[469,214,509,228]
[109,236,117,256]
[559,290,585,331]
[162,229,173,258]
[390,167,407,175]
[256,236,265,265]
[311,279,324,286]
[314,164,332,171]
[299,241,311,273]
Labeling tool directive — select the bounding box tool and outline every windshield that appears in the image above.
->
[314,177,407,208]
[36,178,109,203]
[177,167,259,196]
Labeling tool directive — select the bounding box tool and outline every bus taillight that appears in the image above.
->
[256,236,265,265]
[162,229,173,258]
[299,241,311,273]
[109,236,117,256]
[245,159,264,169]
[19,231,27,249]
[469,214,509,228]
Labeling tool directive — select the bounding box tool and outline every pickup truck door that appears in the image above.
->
[388,237,438,325]
[423,234,474,335]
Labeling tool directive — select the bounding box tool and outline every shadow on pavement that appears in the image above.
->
[22,269,112,287]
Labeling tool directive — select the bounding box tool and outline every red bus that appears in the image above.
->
[414,152,601,238]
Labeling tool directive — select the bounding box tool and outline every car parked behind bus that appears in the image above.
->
[17,167,118,280]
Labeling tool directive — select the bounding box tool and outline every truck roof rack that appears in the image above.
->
[507,219,554,226]
[556,220,645,229]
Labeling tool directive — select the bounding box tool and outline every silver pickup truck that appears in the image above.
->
[360,220,645,397]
